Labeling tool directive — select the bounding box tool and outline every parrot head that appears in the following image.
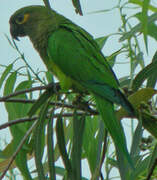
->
[9,6,53,40]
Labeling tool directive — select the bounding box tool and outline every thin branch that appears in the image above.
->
[0,98,37,104]
[0,111,98,130]
[0,120,38,180]
[0,83,56,101]
[0,116,38,130]
[0,97,92,108]
[11,38,44,84]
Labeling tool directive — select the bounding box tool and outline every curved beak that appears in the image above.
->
[10,24,20,41]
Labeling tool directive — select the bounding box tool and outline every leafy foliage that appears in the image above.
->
[0,0,157,179]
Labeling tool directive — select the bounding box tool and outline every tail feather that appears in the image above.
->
[82,81,135,116]
[94,94,133,168]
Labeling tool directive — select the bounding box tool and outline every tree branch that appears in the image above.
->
[0,83,59,101]
[0,111,98,130]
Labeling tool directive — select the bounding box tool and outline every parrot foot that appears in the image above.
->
[73,94,97,114]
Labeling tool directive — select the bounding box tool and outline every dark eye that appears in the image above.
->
[16,15,24,24]
[15,13,30,25]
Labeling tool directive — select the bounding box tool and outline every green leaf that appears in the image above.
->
[0,64,13,89]
[135,12,157,41]
[131,52,144,76]
[45,71,54,83]
[14,81,34,180]
[14,80,34,118]
[82,116,99,173]
[129,0,157,12]
[147,144,157,176]
[106,49,122,67]
[130,156,151,179]
[4,78,34,179]
[147,22,157,41]
[34,101,50,180]
[4,71,17,123]
[28,88,55,117]
[119,76,131,88]
[130,121,143,159]
[142,111,157,138]
[119,13,157,42]
[95,36,109,50]
[116,148,130,180]
[47,111,56,180]
[4,71,17,96]
[91,120,106,179]
[72,0,83,15]
[141,0,150,52]
[56,116,73,179]
[95,119,105,164]
[71,112,85,179]
[116,88,157,120]
[53,120,72,163]
[147,51,157,88]
[16,150,33,180]
[54,166,88,180]
[5,80,33,136]
[132,60,157,91]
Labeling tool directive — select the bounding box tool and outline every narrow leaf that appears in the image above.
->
[130,121,143,158]
[147,144,157,176]
[95,36,109,50]
[34,102,49,180]
[47,111,56,180]
[4,71,17,96]
[117,88,157,120]
[28,88,55,117]
[72,0,83,15]
[132,60,157,91]
[0,64,13,89]
[56,116,74,179]
[129,0,157,12]
[119,13,157,42]
[130,156,151,179]
[141,0,150,53]
[147,51,157,88]
[142,111,157,138]
[71,112,85,180]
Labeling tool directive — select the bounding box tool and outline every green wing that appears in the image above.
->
[47,24,134,113]
[47,26,120,100]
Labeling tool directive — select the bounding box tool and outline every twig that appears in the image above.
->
[0,111,98,130]
[0,116,38,130]
[0,120,38,180]
[0,83,54,101]
[0,98,37,104]
[0,98,96,111]
[11,38,44,84]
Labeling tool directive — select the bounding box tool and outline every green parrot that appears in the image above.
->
[9,5,135,166]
